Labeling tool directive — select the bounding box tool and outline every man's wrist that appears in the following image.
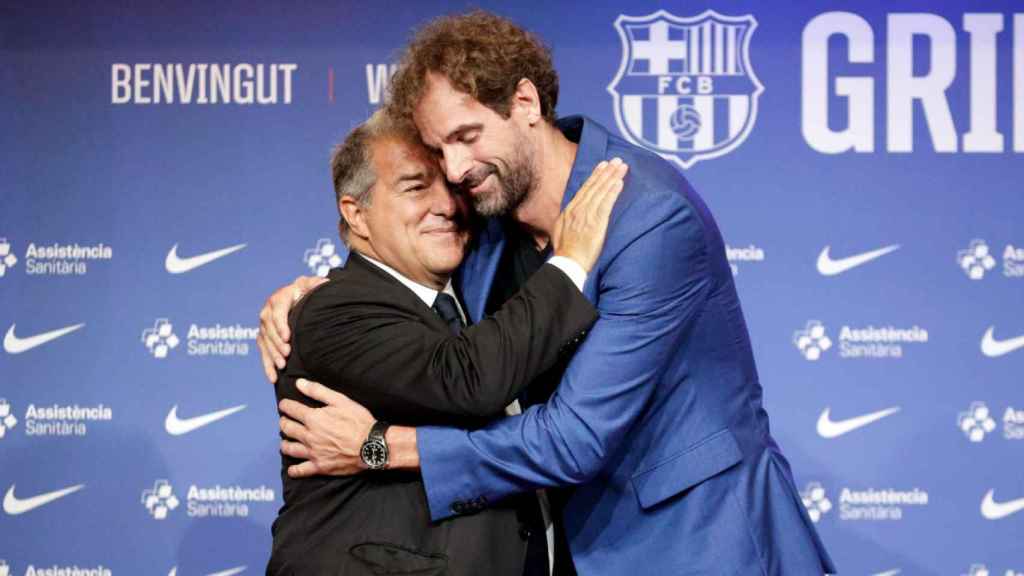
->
[384,426,420,470]
[546,256,587,291]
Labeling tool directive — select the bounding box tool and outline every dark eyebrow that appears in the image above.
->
[445,123,483,142]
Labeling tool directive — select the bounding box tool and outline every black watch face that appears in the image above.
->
[361,440,387,468]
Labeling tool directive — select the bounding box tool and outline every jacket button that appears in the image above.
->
[518,525,532,540]
[451,501,466,514]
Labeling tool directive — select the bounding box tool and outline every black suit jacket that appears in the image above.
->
[268,253,596,575]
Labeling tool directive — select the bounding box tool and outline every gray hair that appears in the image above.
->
[330,109,412,243]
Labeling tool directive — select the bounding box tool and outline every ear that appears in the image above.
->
[339,195,371,240]
[511,78,542,125]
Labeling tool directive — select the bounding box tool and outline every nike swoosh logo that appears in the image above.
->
[168,567,246,576]
[817,406,901,438]
[165,243,246,274]
[981,489,1024,520]
[872,570,901,576]
[816,245,900,276]
[3,483,85,515]
[4,323,85,354]
[981,327,1024,358]
[208,568,246,576]
[165,404,247,436]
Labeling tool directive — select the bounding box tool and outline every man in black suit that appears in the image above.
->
[266,110,626,575]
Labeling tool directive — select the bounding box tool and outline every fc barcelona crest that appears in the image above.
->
[608,10,764,169]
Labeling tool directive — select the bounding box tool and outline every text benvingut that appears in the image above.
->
[112,63,297,105]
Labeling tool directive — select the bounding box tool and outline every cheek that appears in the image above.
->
[403,202,431,228]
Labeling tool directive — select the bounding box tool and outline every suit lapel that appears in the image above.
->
[457,217,505,324]
[344,253,452,334]
[558,116,609,303]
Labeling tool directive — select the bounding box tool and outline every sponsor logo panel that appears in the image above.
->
[958,402,1024,442]
[794,320,928,361]
[800,482,929,522]
[142,319,257,358]
[0,399,113,439]
[142,480,275,520]
[0,238,114,278]
[958,239,1024,280]
[0,560,114,576]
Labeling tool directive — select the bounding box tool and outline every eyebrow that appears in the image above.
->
[396,171,427,184]
[444,123,483,143]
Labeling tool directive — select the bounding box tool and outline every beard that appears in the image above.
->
[460,137,535,217]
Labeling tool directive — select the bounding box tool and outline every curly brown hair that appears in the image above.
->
[388,10,559,123]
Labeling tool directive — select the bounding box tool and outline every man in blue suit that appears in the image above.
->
[262,10,835,575]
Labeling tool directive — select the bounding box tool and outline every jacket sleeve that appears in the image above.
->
[295,263,597,422]
[417,191,713,520]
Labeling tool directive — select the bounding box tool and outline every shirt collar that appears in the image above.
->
[357,253,464,320]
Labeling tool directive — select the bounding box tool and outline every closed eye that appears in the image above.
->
[445,123,484,146]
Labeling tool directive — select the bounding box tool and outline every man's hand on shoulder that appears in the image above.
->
[257,275,327,383]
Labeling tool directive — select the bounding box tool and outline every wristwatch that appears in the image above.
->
[360,420,390,470]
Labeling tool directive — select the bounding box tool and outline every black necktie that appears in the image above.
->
[432,292,465,335]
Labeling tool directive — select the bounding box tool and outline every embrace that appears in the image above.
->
[257,10,835,576]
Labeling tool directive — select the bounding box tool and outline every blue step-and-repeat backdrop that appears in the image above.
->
[2,1,1022,574]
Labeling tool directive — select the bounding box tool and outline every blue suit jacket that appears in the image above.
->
[419,117,836,575]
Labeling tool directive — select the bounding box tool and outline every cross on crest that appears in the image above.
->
[607,10,764,169]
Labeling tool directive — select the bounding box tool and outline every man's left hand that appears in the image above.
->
[278,378,375,477]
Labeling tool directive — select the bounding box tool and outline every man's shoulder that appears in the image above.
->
[611,139,695,206]
[577,117,695,203]
[594,132,723,274]
[602,150,698,244]
[304,262,407,310]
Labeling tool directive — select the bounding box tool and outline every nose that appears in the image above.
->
[427,181,459,218]
[440,145,472,185]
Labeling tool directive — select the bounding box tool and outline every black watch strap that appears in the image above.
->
[369,420,390,442]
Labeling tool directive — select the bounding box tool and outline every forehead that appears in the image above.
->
[414,74,489,139]
[370,136,435,182]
